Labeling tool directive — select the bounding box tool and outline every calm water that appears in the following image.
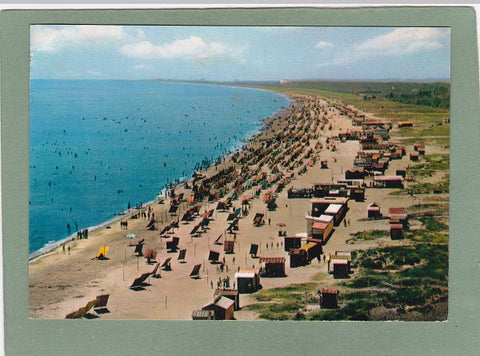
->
[29,79,289,256]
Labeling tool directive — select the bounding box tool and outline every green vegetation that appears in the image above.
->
[307,244,448,321]
[347,230,389,244]
[259,81,450,141]
[400,136,450,148]
[384,84,449,108]
[244,283,318,320]
[259,80,449,109]
[396,123,450,137]
[310,272,328,282]
[404,213,449,244]
[242,80,450,322]
[351,230,389,240]
[391,155,450,195]
[409,178,450,195]
[408,154,449,178]
[407,203,445,211]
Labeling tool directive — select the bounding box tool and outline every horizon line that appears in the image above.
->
[30,77,451,83]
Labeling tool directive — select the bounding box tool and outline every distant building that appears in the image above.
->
[234,269,260,293]
[320,288,339,309]
[367,202,382,218]
[202,296,235,320]
[214,289,240,310]
[390,224,404,240]
[279,79,291,85]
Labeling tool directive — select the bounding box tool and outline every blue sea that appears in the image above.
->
[29,79,290,257]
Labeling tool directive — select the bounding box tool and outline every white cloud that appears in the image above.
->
[133,64,146,70]
[315,41,332,49]
[31,25,126,52]
[355,27,449,57]
[119,36,245,61]
[326,27,449,67]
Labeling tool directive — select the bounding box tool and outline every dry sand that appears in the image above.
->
[29,93,447,320]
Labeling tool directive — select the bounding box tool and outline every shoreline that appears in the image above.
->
[28,91,293,262]
[29,88,448,320]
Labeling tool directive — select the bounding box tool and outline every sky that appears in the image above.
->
[30,25,450,81]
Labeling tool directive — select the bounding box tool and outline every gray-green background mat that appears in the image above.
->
[2,7,479,355]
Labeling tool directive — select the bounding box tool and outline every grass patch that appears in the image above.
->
[391,177,449,195]
[350,230,389,241]
[253,283,316,302]
[311,244,448,321]
[407,203,448,212]
[416,214,448,231]
[404,230,448,244]
[310,272,328,282]
[409,179,450,194]
[399,136,450,148]
[403,213,449,243]
[245,282,318,320]
[408,154,449,178]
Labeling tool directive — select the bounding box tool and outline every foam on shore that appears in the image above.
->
[29,93,293,261]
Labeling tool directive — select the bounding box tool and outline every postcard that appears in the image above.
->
[2,6,479,355]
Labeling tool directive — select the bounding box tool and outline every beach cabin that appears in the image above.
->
[192,310,214,320]
[389,208,408,229]
[373,176,404,189]
[306,214,334,238]
[324,203,347,226]
[310,197,349,217]
[214,289,240,310]
[202,296,235,320]
[289,242,322,268]
[331,259,349,278]
[396,169,406,178]
[327,187,349,198]
[392,148,403,160]
[390,224,404,240]
[414,143,425,152]
[320,288,339,309]
[311,222,332,242]
[410,152,420,161]
[344,168,368,180]
[224,240,235,254]
[398,121,413,128]
[367,202,382,218]
[350,188,365,202]
[259,257,286,277]
[284,236,302,252]
[235,269,260,293]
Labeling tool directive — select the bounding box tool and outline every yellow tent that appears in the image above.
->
[96,246,109,259]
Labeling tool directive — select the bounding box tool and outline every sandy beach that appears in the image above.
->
[29,92,449,320]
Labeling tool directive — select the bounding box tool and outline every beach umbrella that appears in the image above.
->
[126,233,136,239]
